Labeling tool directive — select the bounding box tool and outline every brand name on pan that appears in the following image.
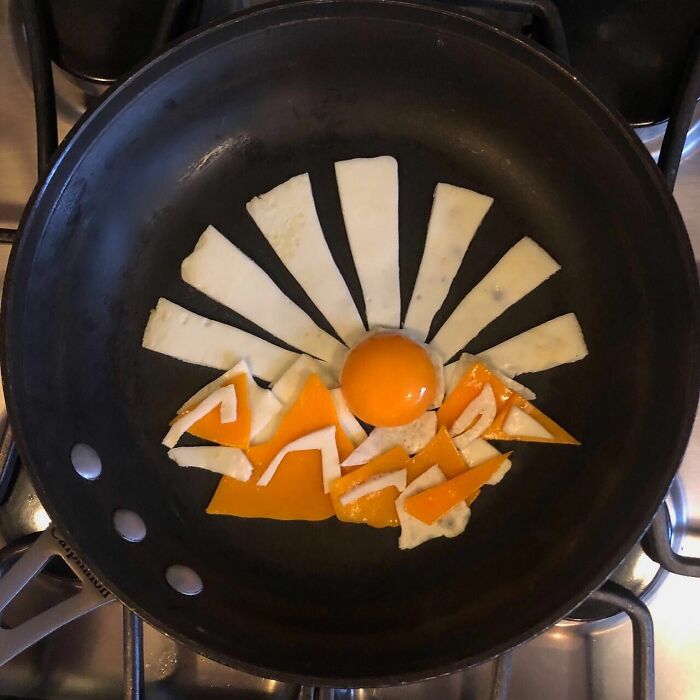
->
[50,527,111,599]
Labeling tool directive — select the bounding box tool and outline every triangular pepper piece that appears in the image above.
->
[483,396,579,445]
[405,426,466,483]
[439,360,579,446]
[330,446,410,528]
[206,374,354,521]
[437,362,512,431]
[183,373,251,448]
[403,453,511,525]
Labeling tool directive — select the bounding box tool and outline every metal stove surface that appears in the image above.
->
[1,3,699,697]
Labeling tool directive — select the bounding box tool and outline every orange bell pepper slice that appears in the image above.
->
[184,373,251,448]
[405,426,466,483]
[330,446,410,528]
[403,452,511,525]
[440,360,578,445]
[437,362,512,431]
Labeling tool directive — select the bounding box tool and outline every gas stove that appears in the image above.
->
[0,1,698,698]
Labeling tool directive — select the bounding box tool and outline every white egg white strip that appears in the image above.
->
[335,156,400,328]
[181,226,347,367]
[339,468,407,506]
[479,313,588,378]
[247,173,365,345]
[396,466,470,550]
[256,426,340,493]
[142,298,296,381]
[444,353,536,400]
[430,237,561,361]
[271,354,338,406]
[341,412,437,467]
[168,446,253,482]
[503,405,553,439]
[449,383,497,443]
[162,385,237,448]
[330,388,368,445]
[404,183,493,340]
[177,360,283,441]
[454,437,512,485]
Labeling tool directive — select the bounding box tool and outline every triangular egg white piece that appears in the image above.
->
[503,405,553,439]
[168,446,253,482]
[341,412,437,467]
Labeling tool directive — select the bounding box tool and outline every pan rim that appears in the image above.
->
[2,0,699,686]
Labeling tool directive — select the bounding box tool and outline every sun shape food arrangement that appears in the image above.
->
[142,155,588,550]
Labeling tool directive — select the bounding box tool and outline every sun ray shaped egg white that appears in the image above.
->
[404,183,493,340]
[478,312,588,378]
[247,173,365,346]
[181,225,347,368]
[429,236,561,361]
[142,298,297,381]
[335,156,400,328]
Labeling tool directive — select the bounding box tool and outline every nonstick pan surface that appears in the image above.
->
[3,0,699,685]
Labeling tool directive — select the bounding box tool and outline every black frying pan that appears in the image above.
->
[3,0,699,686]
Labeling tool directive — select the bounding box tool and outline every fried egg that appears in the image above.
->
[146,155,591,551]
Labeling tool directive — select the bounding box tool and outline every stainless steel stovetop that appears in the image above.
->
[0,2,699,697]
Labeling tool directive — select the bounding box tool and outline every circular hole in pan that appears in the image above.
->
[70,443,102,480]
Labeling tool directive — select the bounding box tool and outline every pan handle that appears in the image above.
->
[0,526,115,666]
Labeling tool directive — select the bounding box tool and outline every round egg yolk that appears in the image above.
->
[341,333,437,427]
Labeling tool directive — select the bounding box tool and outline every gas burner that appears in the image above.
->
[565,480,686,623]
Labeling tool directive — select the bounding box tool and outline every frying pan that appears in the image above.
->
[2,0,699,686]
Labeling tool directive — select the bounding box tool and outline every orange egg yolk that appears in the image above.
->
[341,333,436,427]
